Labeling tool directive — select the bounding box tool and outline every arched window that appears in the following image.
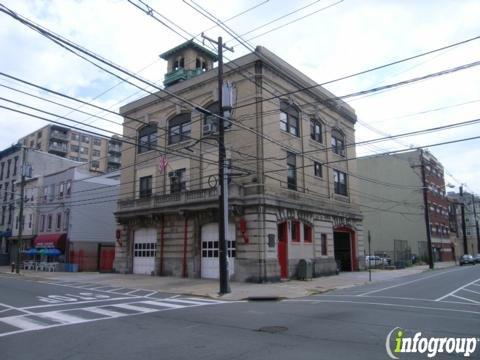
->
[310,118,323,143]
[279,101,299,137]
[138,123,158,154]
[168,113,191,144]
[331,128,345,156]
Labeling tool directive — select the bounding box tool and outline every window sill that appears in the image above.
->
[333,194,350,203]
[280,129,300,139]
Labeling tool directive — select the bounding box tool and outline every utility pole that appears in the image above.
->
[460,185,468,255]
[368,230,371,282]
[15,147,28,274]
[471,193,479,254]
[420,150,434,269]
[202,33,233,295]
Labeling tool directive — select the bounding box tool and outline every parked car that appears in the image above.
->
[459,255,475,266]
[365,255,391,268]
[473,254,480,264]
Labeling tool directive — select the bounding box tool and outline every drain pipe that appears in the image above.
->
[182,215,188,278]
[159,215,165,275]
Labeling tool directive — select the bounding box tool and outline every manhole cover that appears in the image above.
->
[257,326,288,334]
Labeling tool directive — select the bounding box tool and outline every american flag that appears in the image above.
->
[159,155,168,173]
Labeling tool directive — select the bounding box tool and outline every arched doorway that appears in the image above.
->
[333,226,357,271]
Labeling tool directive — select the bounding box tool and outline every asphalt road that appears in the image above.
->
[0,265,479,360]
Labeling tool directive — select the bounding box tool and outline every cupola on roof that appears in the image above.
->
[160,40,218,87]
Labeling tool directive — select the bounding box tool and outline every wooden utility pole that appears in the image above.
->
[420,150,434,269]
[201,33,233,295]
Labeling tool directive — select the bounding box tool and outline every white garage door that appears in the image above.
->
[133,228,157,275]
[201,223,235,279]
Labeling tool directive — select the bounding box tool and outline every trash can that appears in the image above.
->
[297,259,313,280]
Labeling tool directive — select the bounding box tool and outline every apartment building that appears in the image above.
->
[114,40,363,281]
[448,191,480,256]
[0,145,81,265]
[358,150,453,264]
[36,167,119,271]
[19,125,122,173]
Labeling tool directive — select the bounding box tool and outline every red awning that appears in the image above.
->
[34,233,67,250]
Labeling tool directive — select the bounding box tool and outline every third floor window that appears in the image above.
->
[168,113,191,145]
[331,129,345,156]
[279,101,299,137]
[138,124,158,154]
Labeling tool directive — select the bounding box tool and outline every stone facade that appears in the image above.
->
[114,42,363,282]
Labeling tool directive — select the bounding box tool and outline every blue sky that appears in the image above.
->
[0,0,480,193]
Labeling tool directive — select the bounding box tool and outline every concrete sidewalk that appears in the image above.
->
[0,262,456,301]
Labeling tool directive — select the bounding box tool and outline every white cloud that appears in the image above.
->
[0,0,479,192]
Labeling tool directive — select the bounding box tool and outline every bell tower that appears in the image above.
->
[160,40,218,87]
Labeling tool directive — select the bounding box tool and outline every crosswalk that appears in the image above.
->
[0,297,226,338]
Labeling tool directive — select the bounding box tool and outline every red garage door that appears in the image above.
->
[99,245,115,272]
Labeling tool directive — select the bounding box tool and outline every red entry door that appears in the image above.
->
[277,222,288,278]
[99,246,115,272]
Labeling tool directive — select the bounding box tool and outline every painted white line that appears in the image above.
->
[22,296,143,310]
[451,294,480,304]
[82,307,125,317]
[0,302,35,315]
[183,297,225,303]
[435,278,480,301]
[0,315,48,330]
[284,299,480,315]
[471,283,480,287]
[462,288,480,295]
[106,288,126,293]
[139,300,186,309]
[39,282,137,298]
[162,299,219,306]
[110,303,158,313]
[144,291,157,297]
[125,289,142,295]
[324,294,434,302]
[40,311,88,324]
[358,268,466,296]
[0,298,229,338]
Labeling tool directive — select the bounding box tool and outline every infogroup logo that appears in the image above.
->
[385,327,479,358]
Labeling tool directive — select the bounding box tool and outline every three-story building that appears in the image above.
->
[114,41,363,281]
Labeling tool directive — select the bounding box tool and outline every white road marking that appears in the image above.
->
[40,311,88,324]
[451,294,480,304]
[82,307,125,317]
[319,294,480,306]
[183,297,224,303]
[111,303,158,313]
[159,299,214,306]
[284,299,480,315]
[139,300,185,309]
[435,278,480,301]
[22,296,142,310]
[462,288,480,295]
[0,297,227,338]
[0,315,49,330]
[357,267,466,296]
[0,302,35,315]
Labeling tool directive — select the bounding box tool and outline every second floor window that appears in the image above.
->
[47,214,52,231]
[331,129,345,156]
[310,119,323,143]
[56,213,62,230]
[0,162,3,180]
[334,169,348,196]
[168,113,191,144]
[169,169,186,193]
[139,176,153,198]
[138,124,158,154]
[279,101,299,137]
[287,152,297,191]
